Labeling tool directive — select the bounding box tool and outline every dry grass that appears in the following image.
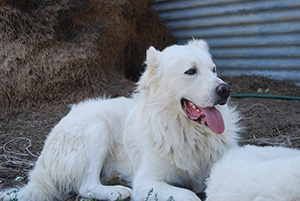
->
[241,132,300,148]
[0,0,174,110]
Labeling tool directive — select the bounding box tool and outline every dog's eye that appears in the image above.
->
[184,68,197,75]
[212,67,216,73]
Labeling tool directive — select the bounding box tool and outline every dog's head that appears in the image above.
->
[138,39,231,134]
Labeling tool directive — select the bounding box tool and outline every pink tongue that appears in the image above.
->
[201,107,225,134]
[183,101,225,134]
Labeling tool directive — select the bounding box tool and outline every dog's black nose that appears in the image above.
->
[216,83,231,105]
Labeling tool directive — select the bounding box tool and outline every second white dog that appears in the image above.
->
[1,39,240,201]
[206,145,300,201]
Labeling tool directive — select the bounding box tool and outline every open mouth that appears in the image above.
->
[181,98,225,134]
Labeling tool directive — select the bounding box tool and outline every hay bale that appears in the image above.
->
[0,0,174,109]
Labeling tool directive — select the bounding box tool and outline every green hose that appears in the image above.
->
[231,94,300,101]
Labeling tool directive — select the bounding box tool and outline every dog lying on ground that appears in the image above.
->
[206,145,300,201]
[1,39,240,201]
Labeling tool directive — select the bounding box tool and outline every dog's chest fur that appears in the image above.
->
[123,103,233,191]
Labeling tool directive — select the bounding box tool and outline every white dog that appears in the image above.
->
[206,145,300,201]
[1,39,240,201]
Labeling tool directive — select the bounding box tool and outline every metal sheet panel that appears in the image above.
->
[154,0,300,85]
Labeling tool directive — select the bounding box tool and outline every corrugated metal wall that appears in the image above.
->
[154,0,300,85]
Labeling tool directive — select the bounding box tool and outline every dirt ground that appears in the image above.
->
[0,74,299,200]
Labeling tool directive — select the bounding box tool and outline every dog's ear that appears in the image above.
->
[188,39,209,53]
[137,46,161,91]
[145,46,159,68]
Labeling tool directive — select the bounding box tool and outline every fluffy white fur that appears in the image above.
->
[1,39,240,201]
[206,145,300,201]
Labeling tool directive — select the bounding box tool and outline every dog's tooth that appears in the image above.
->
[192,105,197,109]
[196,109,200,112]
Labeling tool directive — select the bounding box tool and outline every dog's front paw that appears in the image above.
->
[172,189,201,201]
[106,185,132,201]
[80,185,132,201]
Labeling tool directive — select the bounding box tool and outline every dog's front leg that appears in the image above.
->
[132,154,201,201]
[78,120,132,201]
